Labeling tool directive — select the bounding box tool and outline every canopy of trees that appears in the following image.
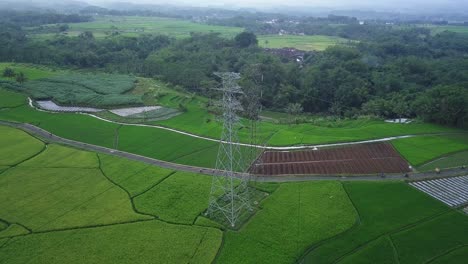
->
[0,14,467,128]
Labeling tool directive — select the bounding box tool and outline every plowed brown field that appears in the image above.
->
[250,143,411,175]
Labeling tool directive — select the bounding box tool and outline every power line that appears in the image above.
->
[206,72,251,227]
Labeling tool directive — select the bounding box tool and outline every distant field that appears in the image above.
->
[0,63,142,107]
[258,35,353,51]
[424,25,468,35]
[0,63,56,80]
[31,16,243,39]
[27,16,359,51]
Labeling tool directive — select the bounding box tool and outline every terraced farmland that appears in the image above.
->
[31,16,243,39]
[1,124,467,263]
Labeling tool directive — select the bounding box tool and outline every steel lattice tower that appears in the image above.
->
[206,72,251,227]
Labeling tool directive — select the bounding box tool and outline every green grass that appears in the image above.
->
[2,71,462,145]
[0,127,149,231]
[268,120,459,146]
[134,172,213,224]
[393,134,468,166]
[0,221,6,232]
[31,16,243,39]
[0,105,120,147]
[300,181,450,263]
[0,166,9,174]
[216,181,357,263]
[430,246,468,264]
[339,236,397,264]
[0,63,56,80]
[0,220,222,264]
[0,89,27,108]
[0,90,464,170]
[0,167,150,231]
[133,79,462,149]
[195,216,225,229]
[0,126,45,166]
[154,92,459,146]
[0,104,224,168]
[391,211,468,264]
[418,150,468,171]
[116,124,222,168]
[423,25,468,35]
[98,154,174,197]
[48,73,136,95]
[3,73,141,107]
[1,85,466,171]
[0,125,222,263]
[0,63,141,107]
[258,35,353,51]
[1,125,467,263]
[0,224,30,238]
[20,144,99,168]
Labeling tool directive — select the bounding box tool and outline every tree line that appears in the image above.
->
[0,18,467,128]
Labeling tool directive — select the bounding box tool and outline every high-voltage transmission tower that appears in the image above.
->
[206,72,251,227]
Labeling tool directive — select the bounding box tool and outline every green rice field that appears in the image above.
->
[0,63,56,81]
[423,25,468,35]
[258,34,353,51]
[418,151,468,171]
[0,125,467,263]
[31,16,243,39]
[300,181,468,264]
[27,15,356,51]
[392,134,468,167]
[0,78,466,169]
[0,64,466,169]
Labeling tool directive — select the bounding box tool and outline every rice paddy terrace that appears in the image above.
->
[0,63,467,174]
[0,124,467,263]
[0,63,467,263]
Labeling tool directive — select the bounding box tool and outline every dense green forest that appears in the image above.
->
[0,12,467,127]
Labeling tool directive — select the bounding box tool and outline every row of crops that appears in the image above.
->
[0,72,143,107]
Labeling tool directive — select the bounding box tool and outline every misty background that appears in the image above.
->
[1,0,467,18]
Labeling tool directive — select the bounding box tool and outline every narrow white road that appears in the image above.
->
[27,98,456,150]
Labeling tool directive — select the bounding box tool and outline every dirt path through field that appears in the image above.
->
[27,98,460,151]
[1,120,466,182]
